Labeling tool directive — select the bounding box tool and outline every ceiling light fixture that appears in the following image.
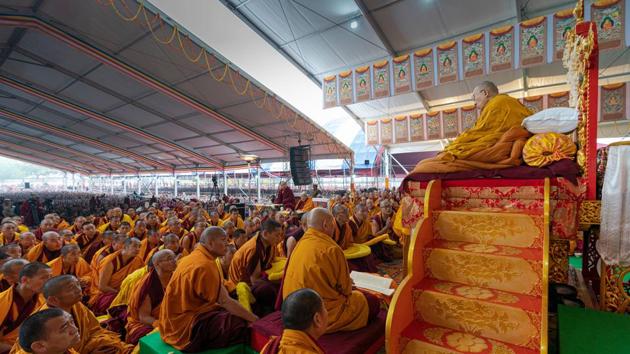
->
[239,154,259,162]
[350,20,358,29]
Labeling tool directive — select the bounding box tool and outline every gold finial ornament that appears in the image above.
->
[574,0,584,23]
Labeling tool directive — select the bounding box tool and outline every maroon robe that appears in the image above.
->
[274,187,295,210]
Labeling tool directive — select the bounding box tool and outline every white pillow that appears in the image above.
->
[522,107,579,134]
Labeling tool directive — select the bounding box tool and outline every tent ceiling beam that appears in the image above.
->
[0,149,85,175]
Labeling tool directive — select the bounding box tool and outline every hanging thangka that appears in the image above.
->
[520,16,547,68]
[600,83,626,122]
[355,66,371,103]
[462,33,485,78]
[409,113,425,141]
[489,25,514,73]
[380,118,393,145]
[547,91,570,108]
[394,115,409,143]
[592,0,625,51]
[366,120,379,145]
[372,60,391,98]
[522,95,544,113]
[426,112,442,140]
[413,48,434,90]
[393,55,412,95]
[338,70,353,105]
[553,9,576,61]
[437,41,458,84]
[323,75,337,108]
[460,105,478,131]
[441,109,459,138]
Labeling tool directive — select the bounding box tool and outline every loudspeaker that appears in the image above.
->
[24,182,30,189]
[364,159,370,165]
[290,145,312,186]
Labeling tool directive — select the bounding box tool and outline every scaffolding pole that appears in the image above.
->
[196,174,201,199]
[154,175,158,196]
[223,172,228,196]
[174,175,178,197]
[257,167,261,201]
[137,176,141,194]
[123,177,127,194]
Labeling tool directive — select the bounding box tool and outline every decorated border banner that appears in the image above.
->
[592,0,625,51]
[437,41,458,84]
[322,75,337,108]
[372,60,391,98]
[392,55,412,95]
[338,70,353,105]
[462,33,485,79]
[548,91,570,107]
[366,120,379,145]
[426,112,442,140]
[553,9,576,61]
[489,25,515,73]
[394,115,409,143]
[460,105,478,131]
[441,109,459,138]
[600,83,626,121]
[380,118,393,145]
[413,48,434,90]
[409,113,425,141]
[520,16,547,68]
[522,95,544,113]
[355,66,371,103]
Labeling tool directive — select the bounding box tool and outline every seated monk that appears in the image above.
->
[145,212,161,232]
[125,249,176,344]
[117,221,131,236]
[128,219,147,240]
[208,211,224,227]
[58,230,74,245]
[10,218,28,236]
[284,213,308,259]
[160,218,186,239]
[412,81,532,173]
[89,232,119,270]
[226,206,245,229]
[89,238,143,315]
[281,208,380,334]
[146,234,185,262]
[261,288,326,354]
[17,233,35,258]
[229,219,283,316]
[331,205,353,250]
[295,192,315,213]
[46,245,92,294]
[33,219,56,242]
[97,216,121,235]
[0,259,28,292]
[1,244,21,260]
[0,262,51,352]
[29,275,133,354]
[74,223,102,263]
[370,200,396,262]
[349,204,371,244]
[275,182,296,211]
[0,221,18,246]
[139,230,162,263]
[26,232,63,263]
[50,214,69,231]
[181,221,206,255]
[231,229,248,250]
[66,216,85,234]
[15,308,80,354]
[159,226,257,352]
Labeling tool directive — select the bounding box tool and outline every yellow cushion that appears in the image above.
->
[362,234,391,247]
[267,258,287,281]
[523,132,576,167]
[343,243,372,259]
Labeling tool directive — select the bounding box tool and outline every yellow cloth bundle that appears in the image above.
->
[109,266,148,309]
[523,132,576,167]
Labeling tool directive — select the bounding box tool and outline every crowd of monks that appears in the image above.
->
[0,188,403,354]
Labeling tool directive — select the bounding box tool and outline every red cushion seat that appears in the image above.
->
[251,310,386,354]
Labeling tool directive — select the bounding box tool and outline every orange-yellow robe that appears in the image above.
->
[138,238,161,263]
[333,221,353,250]
[25,243,61,263]
[11,346,79,354]
[349,216,372,244]
[158,245,222,350]
[261,329,325,354]
[126,269,164,344]
[295,198,315,212]
[228,234,276,285]
[282,228,369,333]
[55,220,70,230]
[89,251,143,308]
[0,232,19,246]
[0,286,45,347]
[46,257,93,285]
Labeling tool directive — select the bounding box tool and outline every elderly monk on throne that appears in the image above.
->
[412,81,532,173]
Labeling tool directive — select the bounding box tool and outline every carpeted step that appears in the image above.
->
[413,279,541,349]
[433,210,543,248]
[425,239,542,261]
[424,245,542,296]
[400,320,539,354]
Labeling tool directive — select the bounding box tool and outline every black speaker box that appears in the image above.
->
[290,146,312,186]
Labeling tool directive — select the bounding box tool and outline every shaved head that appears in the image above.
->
[60,244,80,257]
[472,81,499,110]
[42,274,75,298]
[200,226,226,244]
[151,249,175,264]
[1,258,28,283]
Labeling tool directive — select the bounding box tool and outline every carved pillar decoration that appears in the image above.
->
[578,200,601,226]
[579,200,602,292]
[600,263,630,313]
[550,238,570,283]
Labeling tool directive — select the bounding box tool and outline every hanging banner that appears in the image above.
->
[520,16,547,68]
[372,60,391,98]
[413,48,434,90]
[548,91,570,107]
[409,113,425,141]
[392,55,412,95]
[437,41,458,84]
[441,109,460,138]
[355,66,371,103]
[553,9,576,61]
[338,70,353,105]
[366,120,379,145]
[462,33,485,78]
[394,115,409,143]
[601,83,626,121]
[522,95,544,113]
[380,118,393,145]
[592,0,625,51]
[322,75,337,108]
[426,112,442,140]
[460,105,478,131]
[489,25,515,73]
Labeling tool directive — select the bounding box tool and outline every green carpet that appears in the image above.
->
[139,332,257,354]
[559,305,630,354]
[569,255,582,271]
